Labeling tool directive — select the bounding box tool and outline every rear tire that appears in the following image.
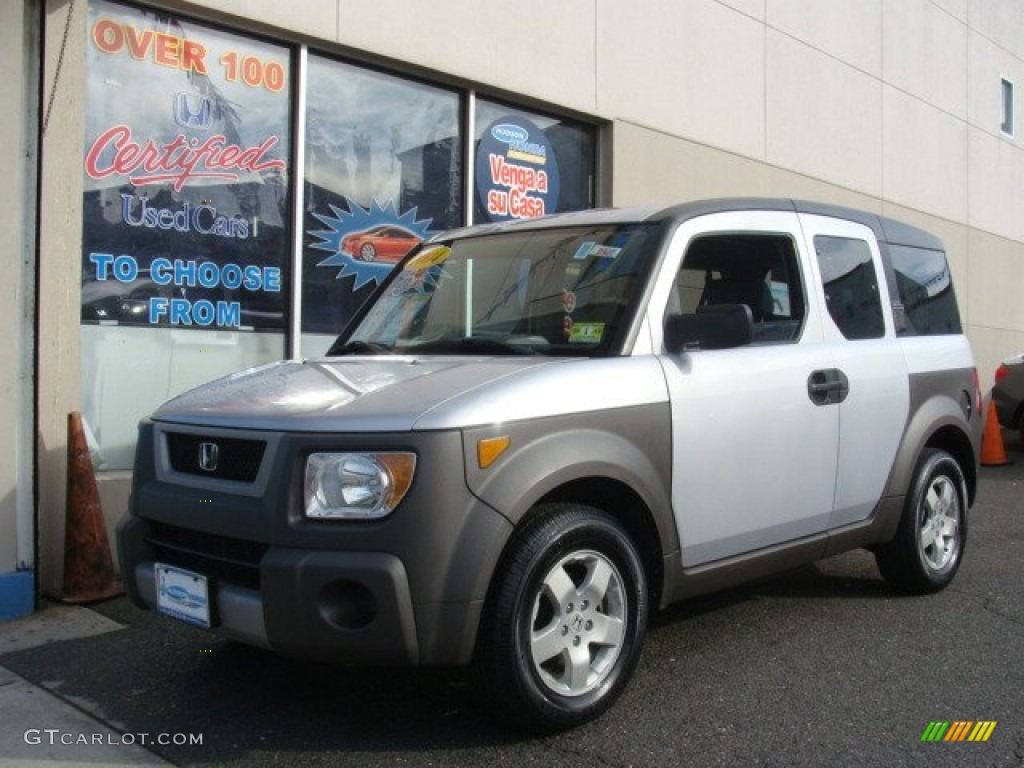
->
[875,448,967,594]
[475,503,648,732]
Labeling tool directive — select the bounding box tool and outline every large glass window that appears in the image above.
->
[474,99,595,224]
[81,1,291,469]
[301,56,462,357]
[79,1,598,469]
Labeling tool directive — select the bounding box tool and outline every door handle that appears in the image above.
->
[807,369,849,406]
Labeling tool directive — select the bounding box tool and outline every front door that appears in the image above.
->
[654,211,840,567]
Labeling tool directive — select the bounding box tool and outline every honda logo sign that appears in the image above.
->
[198,442,220,472]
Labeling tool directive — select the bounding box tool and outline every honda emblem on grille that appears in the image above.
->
[198,442,220,472]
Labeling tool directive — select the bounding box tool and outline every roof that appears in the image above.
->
[431,198,944,252]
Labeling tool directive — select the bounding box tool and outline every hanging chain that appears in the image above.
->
[42,0,76,137]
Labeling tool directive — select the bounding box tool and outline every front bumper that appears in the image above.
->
[119,515,492,666]
[121,515,427,663]
[118,423,512,666]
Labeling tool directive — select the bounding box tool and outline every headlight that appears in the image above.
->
[304,452,416,520]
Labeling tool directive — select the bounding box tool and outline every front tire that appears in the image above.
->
[875,448,967,594]
[475,503,648,732]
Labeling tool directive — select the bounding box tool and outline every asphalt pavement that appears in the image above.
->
[2,443,1022,767]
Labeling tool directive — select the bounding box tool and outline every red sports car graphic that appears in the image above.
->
[341,225,422,263]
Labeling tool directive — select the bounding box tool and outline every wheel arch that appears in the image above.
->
[924,424,977,506]
[884,394,978,509]
[464,415,677,611]
[533,478,667,609]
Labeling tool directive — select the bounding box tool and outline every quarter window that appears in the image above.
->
[889,244,961,335]
[813,235,884,340]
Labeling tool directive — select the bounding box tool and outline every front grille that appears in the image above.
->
[147,522,267,590]
[166,432,266,483]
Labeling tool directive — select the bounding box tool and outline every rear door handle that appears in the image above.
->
[808,369,849,406]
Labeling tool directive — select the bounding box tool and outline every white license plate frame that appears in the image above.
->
[155,563,212,629]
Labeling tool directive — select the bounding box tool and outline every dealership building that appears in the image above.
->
[2,0,1022,617]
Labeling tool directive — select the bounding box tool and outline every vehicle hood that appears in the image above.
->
[149,354,670,433]
[151,356,559,432]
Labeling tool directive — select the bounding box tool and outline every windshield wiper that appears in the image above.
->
[329,340,394,356]
[406,335,546,356]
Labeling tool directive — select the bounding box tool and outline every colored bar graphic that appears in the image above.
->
[969,722,998,742]
[921,720,996,742]
[945,721,973,741]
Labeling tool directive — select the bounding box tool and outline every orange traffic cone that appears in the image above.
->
[54,411,123,603]
[981,400,1011,467]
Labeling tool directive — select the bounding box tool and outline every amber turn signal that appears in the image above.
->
[477,436,510,469]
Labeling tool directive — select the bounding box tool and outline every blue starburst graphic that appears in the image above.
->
[309,199,435,290]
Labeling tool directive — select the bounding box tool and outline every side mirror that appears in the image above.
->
[664,303,753,352]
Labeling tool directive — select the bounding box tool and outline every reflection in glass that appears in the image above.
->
[301,55,462,352]
[474,99,595,224]
[81,0,291,468]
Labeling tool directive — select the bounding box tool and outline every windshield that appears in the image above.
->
[335,223,659,357]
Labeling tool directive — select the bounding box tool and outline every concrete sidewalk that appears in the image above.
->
[0,602,170,767]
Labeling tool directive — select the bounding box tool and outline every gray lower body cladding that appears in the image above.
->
[118,422,512,666]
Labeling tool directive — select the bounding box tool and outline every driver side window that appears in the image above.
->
[671,233,806,343]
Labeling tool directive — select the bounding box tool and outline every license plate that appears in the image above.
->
[155,564,211,629]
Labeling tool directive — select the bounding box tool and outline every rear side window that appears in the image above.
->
[888,244,962,335]
[813,235,884,340]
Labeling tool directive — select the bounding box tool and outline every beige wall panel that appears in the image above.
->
[882,86,967,222]
[968,0,1024,59]
[718,0,766,20]
[965,229,1024,359]
[0,1,25,574]
[179,0,339,42]
[966,29,1023,144]
[610,120,882,212]
[764,168,881,211]
[766,31,883,196]
[597,1,766,160]
[883,0,967,118]
[37,0,88,593]
[609,121,772,206]
[967,128,1022,242]
[930,0,968,22]
[767,0,882,76]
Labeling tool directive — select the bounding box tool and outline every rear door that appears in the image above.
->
[653,211,839,567]
[797,214,909,527]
